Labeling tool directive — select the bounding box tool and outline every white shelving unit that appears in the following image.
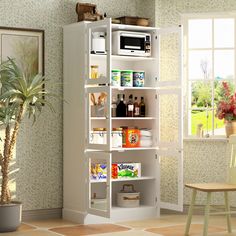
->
[63,18,183,224]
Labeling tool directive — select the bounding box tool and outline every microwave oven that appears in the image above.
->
[112,31,151,57]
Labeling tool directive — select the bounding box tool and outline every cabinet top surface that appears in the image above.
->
[64,18,159,32]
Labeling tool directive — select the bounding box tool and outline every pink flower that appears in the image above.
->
[216,82,236,121]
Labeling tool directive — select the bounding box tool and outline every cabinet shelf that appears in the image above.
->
[111,86,157,90]
[112,117,156,120]
[112,147,158,151]
[90,117,156,120]
[90,176,155,183]
[90,54,156,61]
[111,204,156,211]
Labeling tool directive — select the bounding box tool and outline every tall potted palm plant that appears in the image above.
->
[0,58,54,232]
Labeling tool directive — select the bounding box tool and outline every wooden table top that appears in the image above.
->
[185,183,236,192]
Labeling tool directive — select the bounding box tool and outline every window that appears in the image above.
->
[183,15,236,137]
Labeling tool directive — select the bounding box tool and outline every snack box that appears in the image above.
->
[112,163,141,179]
[91,163,141,179]
[90,163,107,180]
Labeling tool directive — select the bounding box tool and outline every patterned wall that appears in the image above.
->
[156,0,236,206]
[0,0,234,212]
[0,0,137,211]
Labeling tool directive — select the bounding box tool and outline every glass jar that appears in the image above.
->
[91,65,99,79]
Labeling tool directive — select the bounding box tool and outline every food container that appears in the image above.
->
[91,104,105,117]
[111,69,121,87]
[117,184,140,208]
[90,128,122,147]
[91,65,99,79]
[90,128,107,144]
[121,70,133,87]
[90,163,107,180]
[133,71,145,87]
[123,128,140,148]
[112,163,141,179]
[140,129,152,147]
[112,128,123,148]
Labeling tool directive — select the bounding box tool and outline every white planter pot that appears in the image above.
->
[0,201,22,232]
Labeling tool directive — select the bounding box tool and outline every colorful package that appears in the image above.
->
[90,163,107,180]
[112,163,141,178]
[123,129,140,148]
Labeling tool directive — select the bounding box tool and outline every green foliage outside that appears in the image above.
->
[191,110,224,135]
[191,79,234,135]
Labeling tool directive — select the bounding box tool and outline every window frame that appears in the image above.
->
[182,12,236,138]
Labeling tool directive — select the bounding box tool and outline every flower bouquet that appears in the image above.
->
[216,82,236,137]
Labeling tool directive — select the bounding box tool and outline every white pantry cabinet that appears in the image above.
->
[63,18,183,224]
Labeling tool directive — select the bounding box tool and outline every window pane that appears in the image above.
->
[190,109,213,136]
[190,81,212,109]
[189,51,212,79]
[214,50,234,80]
[188,19,212,48]
[214,19,234,48]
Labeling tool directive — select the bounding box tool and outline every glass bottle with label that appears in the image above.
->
[134,97,140,117]
[127,94,134,117]
[139,97,146,117]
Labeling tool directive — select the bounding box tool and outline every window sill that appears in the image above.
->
[184,137,228,142]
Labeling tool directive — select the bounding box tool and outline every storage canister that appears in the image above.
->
[117,184,140,207]
[111,69,121,87]
[133,71,145,87]
[121,70,133,87]
[112,128,123,148]
[90,128,106,144]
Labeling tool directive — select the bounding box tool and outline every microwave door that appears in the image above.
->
[120,35,145,51]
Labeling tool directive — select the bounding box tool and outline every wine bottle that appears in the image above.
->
[127,94,134,117]
[134,96,140,117]
[116,94,126,117]
[139,97,146,117]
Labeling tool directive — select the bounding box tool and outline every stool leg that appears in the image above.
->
[184,189,197,236]
[203,192,211,236]
[224,191,232,233]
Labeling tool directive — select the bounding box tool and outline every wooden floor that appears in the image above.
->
[1,214,236,235]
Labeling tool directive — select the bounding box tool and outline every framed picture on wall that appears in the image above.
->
[0,26,44,78]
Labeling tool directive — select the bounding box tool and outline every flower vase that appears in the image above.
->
[225,120,236,138]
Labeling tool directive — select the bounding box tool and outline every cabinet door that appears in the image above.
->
[158,149,183,212]
[157,26,182,87]
[86,151,111,218]
[86,18,112,85]
[86,86,112,151]
[156,86,183,211]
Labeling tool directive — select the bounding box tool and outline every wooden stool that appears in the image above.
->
[184,183,236,236]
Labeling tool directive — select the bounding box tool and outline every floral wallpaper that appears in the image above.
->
[0,0,235,213]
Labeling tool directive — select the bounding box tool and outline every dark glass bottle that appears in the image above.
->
[127,94,134,117]
[116,94,126,117]
[133,96,140,117]
[139,97,145,117]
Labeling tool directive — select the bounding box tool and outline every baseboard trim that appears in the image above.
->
[22,208,62,221]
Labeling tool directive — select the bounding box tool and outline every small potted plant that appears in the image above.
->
[0,58,54,232]
[216,81,236,137]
